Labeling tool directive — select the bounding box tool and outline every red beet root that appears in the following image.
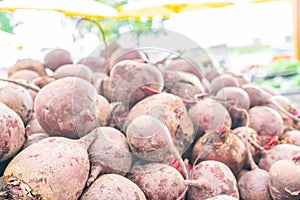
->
[0,102,25,163]
[188,98,232,138]
[128,162,186,200]
[192,126,246,175]
[249,106,284,137]
[258,143,300,171]
[238,168,272,200]
[269,157,300,200]
[86,127,132,186]
[187,160,239,200]
[124,93,195,157]
[80,174,146,200]
[1,128,98,200]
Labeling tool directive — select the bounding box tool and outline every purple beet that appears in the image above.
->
[187,160,239,200]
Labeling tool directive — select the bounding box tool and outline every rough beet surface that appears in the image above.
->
[258,143,300,171]
[238,168,272,200]
[34,77,99,138]
[80,174,146,200]
[187,160,239,200]
[249,106,284,137]
[2,130,98,200]
[188,98,232,138]
[124,93,194,156]
[192,126,246,175]
[269,159,300,200]
[128,162,186,200]
[0,81,34,124]
[109,60,164,108]
[87,127,132,186]
[0,102,25,162]
[126,115,174,162]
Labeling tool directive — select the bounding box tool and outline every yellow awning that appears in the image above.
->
[0,0,117,19]
[116,0,235,20]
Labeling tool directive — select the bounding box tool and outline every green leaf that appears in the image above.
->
[0,13,13,33]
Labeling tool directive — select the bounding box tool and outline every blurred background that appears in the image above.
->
[0,0,298,96]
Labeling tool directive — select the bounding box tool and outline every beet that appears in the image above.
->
[162,69,205,101]
[235,115,273,200]
[22,132,49,149]
[216,86,250,128]
[258,143,300,171]
[270,95,295,113]
[204,70,220,82]
[7,58,46,77]
[188,98,232,138]
[269,158,300,200]
[0,102,25,162]
[0,81,33,124]
[192,126,246,175]
[109,60,164,108]
[187,160,239,200]
[128,162,186,200]
[79,174,146,200]
[280,130,300,146]
[53,64,94,83]
[209,74,239,94]
[126,115,188,178]
[77,56,106,73]
[242,84,271,107]
[34,77,99,139]
[108,102,128,131]
[95,95,111,126]
[124,93,194,157]
[166,57,204,81]
[100,41,121,61]
[238,168,272,200]
[25,113,46,136]
[44,48,73,71]
[126,115,174,162]
[249,106,284,137]
[216,86,250,110]
[243,84,300,121]
[9,70,40,82]
[232,126,260,165]
[32,75,56,88]
[86,127,132,186]
[1,128,98,200]
[100,73,113,102]
[107,48,143,73]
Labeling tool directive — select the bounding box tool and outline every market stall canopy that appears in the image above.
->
[250,0,290,3]
[0,0,118,19]
[116,0,235,20]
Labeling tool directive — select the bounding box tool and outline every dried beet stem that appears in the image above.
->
[0,78,40,92]
[270,99,300,122]
[285,187,300,196]
[86,165,103,187]
[235,107,258,170]
[77,128,99,150]
[248,137,266,153]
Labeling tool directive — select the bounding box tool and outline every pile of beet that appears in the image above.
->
[1,44,300,200]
